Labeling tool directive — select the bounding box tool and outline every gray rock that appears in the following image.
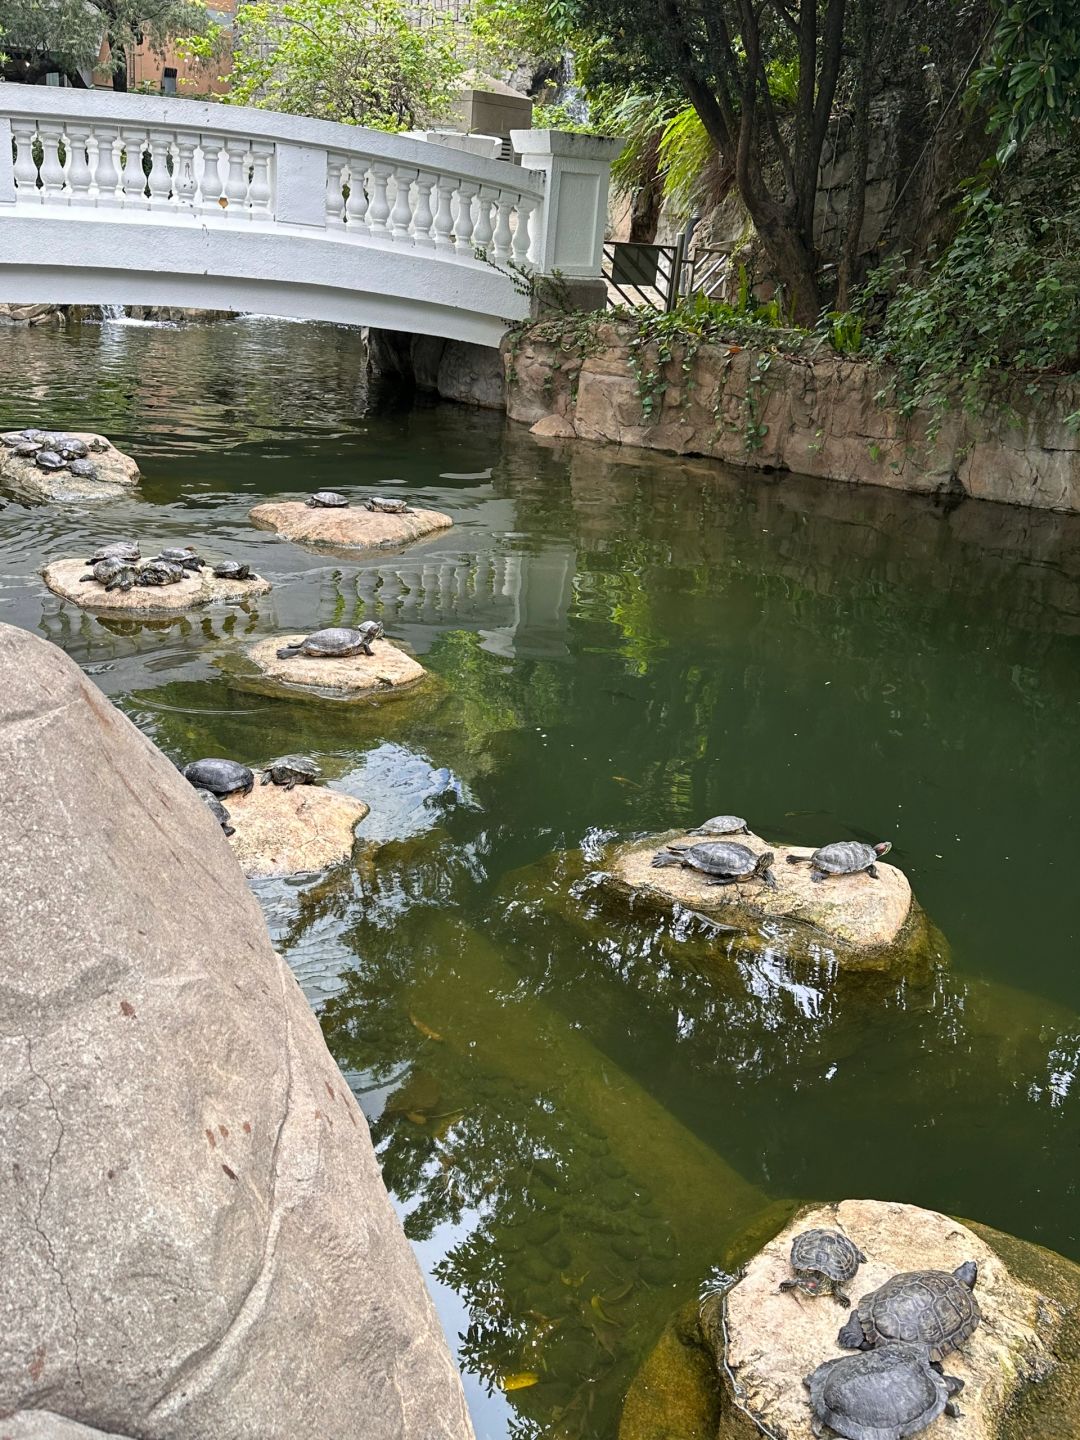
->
[0,622,474,1440]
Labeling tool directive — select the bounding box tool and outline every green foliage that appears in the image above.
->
[826,311,865,355]
[212,0,462,128]
[1,0,214,79]
[975,0,1080,158]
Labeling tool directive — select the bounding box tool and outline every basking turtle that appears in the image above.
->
[276,621,384,660]
[838,1263,980,1364]
[307,491,349,508]
[135,560,185,587]
[13,441,42,458]
[690,814,750,836]
[57,437,89,460]
[1,432,25,448]
[365,496,413,514]
[67,459,98,480]
[196,788,235,837]
[20,429,48,444]
[805,1341,963,1440]
[651,840,778,889]
[155,547,205,571]
[182,758,255,797]
[80,559,136,592]
[780,1228,866,1308]
[788,840,893,883]
[213,560,252,580]
[261,755,321,790]
[86,541,140,566]
[35,450,67,471]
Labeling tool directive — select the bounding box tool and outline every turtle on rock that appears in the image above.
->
[307,491,349,508]
[779,1228,866,1308]
[365,496,413,514]
[690,814,750,836]
[651,840,778,889]
[57,436,89,460]
[276,621,384,660]
[67,459,98,480]
[182,758,255,798]
[789,840,893,883]
[261,755,321,790]
[154,547,205,571]
[196,788,235,837]
[80,559,136,592]
[135,560,185,587]
[838,1263,981,1364]
[213,560,252,580]
[805,1341,964,1440]
[86,541,140,566]
[35,450,67,471]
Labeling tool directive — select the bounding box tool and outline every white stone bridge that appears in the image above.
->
[0,89,618,346]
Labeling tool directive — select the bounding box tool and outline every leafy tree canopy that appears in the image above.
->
[975,0,1080,158]
[1,0,215,85]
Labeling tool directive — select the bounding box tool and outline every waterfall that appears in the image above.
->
[98,303,126,321]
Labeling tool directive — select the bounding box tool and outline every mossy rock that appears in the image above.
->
[618,1300,722,1440]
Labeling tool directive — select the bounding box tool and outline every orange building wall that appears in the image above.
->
[92,8,235,96]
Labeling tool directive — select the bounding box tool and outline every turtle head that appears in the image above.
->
[873,841,893,857]
[954,1260,978,1290]
[756,851,778,888]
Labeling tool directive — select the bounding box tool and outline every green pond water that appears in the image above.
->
[2,317,1080,1438]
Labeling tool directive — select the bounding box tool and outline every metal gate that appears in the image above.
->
[602,236,732,311]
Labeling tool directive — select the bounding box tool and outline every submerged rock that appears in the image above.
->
[0,622,474,1439]
[0,431,139,501]
[247,633,427,697]
[225,781,370,877]
[43,556,271,613]
[703,1199,1072,1440]
[249,499,453,550]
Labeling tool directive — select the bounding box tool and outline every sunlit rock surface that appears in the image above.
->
[0,433,139,501]
[249,499,453,549]
[704,1199,1069,1440]
[43,557,271,614]
[248,634,427,696]
[225,781,369,877]
[0,622,474,1440]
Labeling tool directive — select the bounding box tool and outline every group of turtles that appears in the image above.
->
[307,491,414,514]
[3,427,103,481]
[779,1226,981,1438]
[80,540,252,592]
[651,814,893,890]
[181,754,323,835]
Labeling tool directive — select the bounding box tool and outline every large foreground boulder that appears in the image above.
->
[0,432,139,501]
[0,622,474,1440]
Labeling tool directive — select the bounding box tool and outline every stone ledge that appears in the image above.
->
[247,634,427,697]
[42,557,271,614]
[248,500,453,550]
[224,782,369,877]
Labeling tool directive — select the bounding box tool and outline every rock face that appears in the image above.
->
[225,781,370,877]
[1,432,140,502]
[249,500,453,551]
[704,1199,1066,1440]
[248,634,427,697]
[0,302,68,327]
[0,622,474,1440]
[603,829,914,962]
[43,557,271,614]
[505,320,1080,514]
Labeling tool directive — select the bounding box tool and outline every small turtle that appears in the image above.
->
[67,459,98,480]
[20,429,48,444]
[182,758,255,797]
[805,1341,963,1440]
[276,621,384,660]
[13,441,42,458]
[57,437,89,460]
[135,560,185,587]
[80,559,136,592]
[155,547,205,571]
[35,450,67,471]
[86,541,140,566]
[196,788,235,837]
[213,560,252,580]
[365,496,413,514]
[651,840,778,889]
[838,1263,980,1364]
[690,814,750,837]
[261,755,321,790]
[307,491,349,508]
[788,840,893,883]
[1,431,25,448]
[780,1229,866,1308]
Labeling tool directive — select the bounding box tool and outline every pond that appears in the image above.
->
[2,315,1079,1439]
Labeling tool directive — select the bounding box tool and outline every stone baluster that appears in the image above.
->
[411,172,436,248]
[345,161,369,234]
[37,123,67,202]
[325,153,346,226]
[12,121,41,201]
[223,140,250,214]
[248,142,273,217]
[492,192,514,261]
[511,195,536,268]
[92,127,121,208]
[65,127,93,207]
[173,135,198,209]
[453,181,478,255]
[473,186,496,257]
[432,177,456,251]
[199,135,225,214]
[147,131,174,208]
[389,164,417,243]
[367,164,392,240]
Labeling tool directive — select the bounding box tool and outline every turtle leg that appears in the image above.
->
[832,1289,851,1308]
[705,876,739,886]
[810,868,826,883]
[261,773,271,785]
[284,780,296,792]
[836,1314,865,1350]
[361,641,375,656]
[866,864,880,879]
[222,823,236,837]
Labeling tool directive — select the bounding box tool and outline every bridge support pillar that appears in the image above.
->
[510,130,624,286]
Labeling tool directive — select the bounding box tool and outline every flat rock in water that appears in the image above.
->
[225,782,370,877]
[42,557,271,613]
[605,830,913,958]
[248,634,427,696]
[0,432,139,501]
[249,501,453,550]
[704,1199,1064,1440]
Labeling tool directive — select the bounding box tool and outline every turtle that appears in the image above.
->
[57,437,89,460]
[67,459,98,480]
[365,496,413,514]
[13,441,42,458]
[0,431,25,448]
[20,429,48,444]
[261,755,321,790]
[276,621,384,660]
[86,541,140,566]
[154,547,205,571]
[788,840,893,883]
[196,788,235,837]
[651,840,778,889]
[838,1263,981,1364]
[213,560,252,580]
[779,1228,867,1308]
[35,450,67,471]
[80,559,136,592]
[690,814,750,837]
[805,1341,964,1440]
[182,758,255,797]
[135,560,185,587]
[307,491,349,508]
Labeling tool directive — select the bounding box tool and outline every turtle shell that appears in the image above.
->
[67,459,98,480]
[307,491,348,508]
[213,561,252,580]
[182,758,255,798]
[295,626,370,656]
[677,841,758,877]
[806,1342,949,1440]
[87,542,139,565]
[35,450,67,471]
[790,1228,864,1286]
[692,814,749,835]
[58,437,89,459]
[847,1266,980,1362]
[811,841,879,875]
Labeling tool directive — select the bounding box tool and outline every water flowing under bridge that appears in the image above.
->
[0,89,619,346]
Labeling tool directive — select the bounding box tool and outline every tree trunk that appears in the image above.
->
[836,0,873,307]
[108,35,128,91]
[746,201,823,326]
[629,172,663,243]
